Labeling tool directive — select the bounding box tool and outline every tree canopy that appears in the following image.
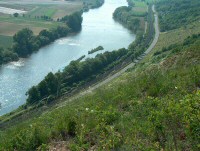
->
[113,6,144,33]
[60,11,83,31]
[13,28,38,57]
[1,11,82,60]
[156,0,200,32]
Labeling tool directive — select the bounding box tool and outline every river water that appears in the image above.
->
[0,0,135,115]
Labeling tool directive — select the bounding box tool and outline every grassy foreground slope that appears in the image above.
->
[0,23,200,151]
[0,0,200,150]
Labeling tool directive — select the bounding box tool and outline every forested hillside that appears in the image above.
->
[156,0,200,32]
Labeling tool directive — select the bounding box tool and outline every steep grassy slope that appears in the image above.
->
[0,33,199,151]
[0,0,200,150]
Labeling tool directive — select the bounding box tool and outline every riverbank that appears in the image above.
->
[0,11,82,65]
[0,0,105,65]
[0,1,154,128]
[83,0,104,11]
[24,3,154,107]
[1,0,199,148]
[113,0,148,33]
[0,0,83,47]
[0,0,135,116]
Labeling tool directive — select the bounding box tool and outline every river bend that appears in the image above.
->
[0,0,135,115]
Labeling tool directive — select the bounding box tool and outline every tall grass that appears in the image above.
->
[0,37,199,150]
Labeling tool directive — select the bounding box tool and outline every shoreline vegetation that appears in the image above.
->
[88,46,104,54]
[24,2,152,108]
[76,55,86,62]
[0,0,105,66]
[83,0,105,12]
[0,0,200,150]
[1,33,199,150]
[0,11,82,65]
[0,0,153,123]
[113,0,148,33]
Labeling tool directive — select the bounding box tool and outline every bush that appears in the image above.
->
[68,119,77,136]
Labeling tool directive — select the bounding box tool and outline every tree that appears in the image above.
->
[65,11,83,31]
[38,80,49,98]
[26,86,40,104]
[0,47,3,64]
[37,36,50,47]
[13,28,38,57]
[45,72,59,95]
[13,13,19,17]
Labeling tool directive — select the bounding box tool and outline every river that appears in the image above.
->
[0,0,135,115]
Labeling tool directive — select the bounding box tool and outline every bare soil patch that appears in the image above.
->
[0,22,47,36]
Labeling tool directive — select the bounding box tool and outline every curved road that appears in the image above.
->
[58,5,160,107]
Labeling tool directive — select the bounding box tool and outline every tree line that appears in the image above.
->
[60,11,83,31]
[26,1,155,106]
[113,5,145,33]
[88,46,104,54]
[26,30,154,105]
[0,47,18,65]
[83,0,105,12]
[26,48,128,104]
[13,26,71,57]
[0,11,83,64]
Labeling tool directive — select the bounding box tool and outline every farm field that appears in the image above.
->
[0,0,83,48]
[131,0,148,32]
[0,0,75,5]
[0,35,12,48]
[0,15,65,35]
[132,0,148,15]
[0,1,82,20]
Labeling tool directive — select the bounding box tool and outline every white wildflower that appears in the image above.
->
[86,108,89,111]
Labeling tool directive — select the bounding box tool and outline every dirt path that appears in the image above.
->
[57,5,160,108]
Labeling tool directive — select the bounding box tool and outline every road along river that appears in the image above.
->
[57,5,160,109]
[0,0,135,115]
